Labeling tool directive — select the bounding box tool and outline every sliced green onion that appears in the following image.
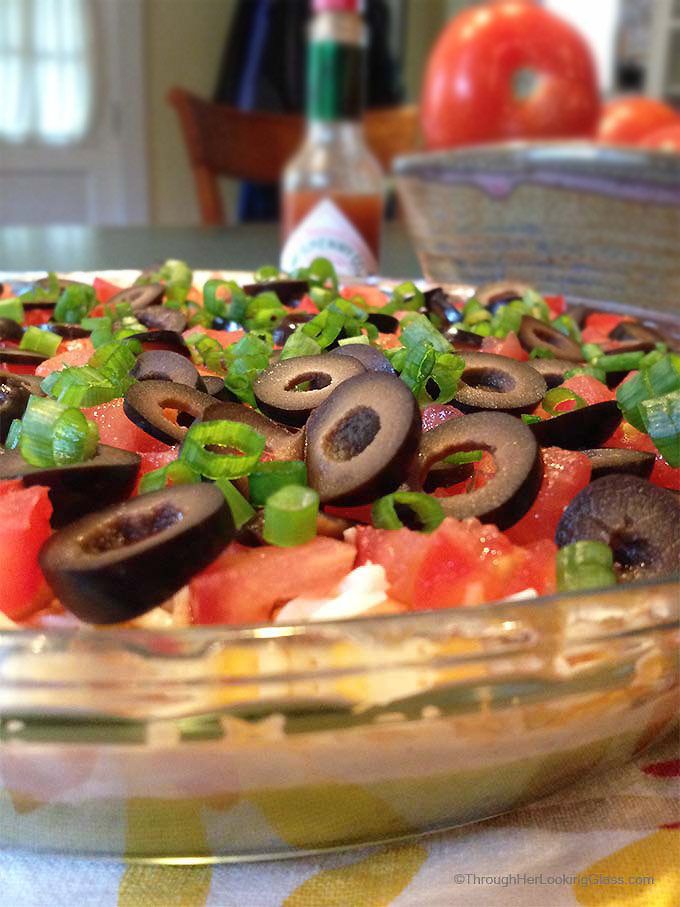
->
[19,326,61,357]
[280,329,322,360]
[372,491,444,533]
[248,460,307,506]
[521,414,543,425]
[442,449,484,466]
[138,460,201,494]
[556,541,616,592]
[597,351,645,373]
[180,420,265,479]
[338,334,370,346]
[0,298,25,324]
[254,265,281,283]
[616,354,680,431]
[89,339,138,381]
[49,366,122,407]
[582,342,604,362]
[399,313,452,355]
[400,340,437,398]
[427,351,465,404]
[202,279,230,317]
[551,314,581,343]
[309,286,335,309]
[263,484,319,547]
[563,365,607,384]
[542,387,587,417]
[19,396,98,467]
[388,281,424,312]
[53,283,96,324]
[529,347,556,360]
[639,390,680,467]
[4,418,22,449]
[305,257,338,290]
[214,478,256,529]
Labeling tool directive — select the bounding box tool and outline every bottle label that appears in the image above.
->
[280,198,378,277]
[307,41,364,121]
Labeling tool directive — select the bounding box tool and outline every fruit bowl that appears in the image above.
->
[394,141,680,311]
[0,270,677,862]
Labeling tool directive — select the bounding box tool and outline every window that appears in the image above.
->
[0,0,95,145]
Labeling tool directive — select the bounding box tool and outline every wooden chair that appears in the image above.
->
[168,86,420,226]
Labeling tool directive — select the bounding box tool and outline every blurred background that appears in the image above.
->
[0,0,677,228]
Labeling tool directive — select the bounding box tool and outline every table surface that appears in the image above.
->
[0,222,422,277]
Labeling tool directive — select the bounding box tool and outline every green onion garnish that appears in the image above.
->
[138,461,201,495]
[556,541,616,592]
[248,460,307,506]
[4,418,22,449]
[597,351,645,373]
[19,396,99,467]
[214,478,256,529]
[53,283,96,324]
[179,420,265,479]
[521,414,543,425]
[0,298,25,324]
[529,347,556,360]
[542,387,587,417]
[639,389,680,467]
[89,339,139,381]
[563,365,607,384]
[254,265,281,283]
[372,491,445,533]
[582,343,604,363]
[280,329,322,360]
[19,326,61,357]
[262,484,319,547]
[442,449,484,466]
[616,353,680,431]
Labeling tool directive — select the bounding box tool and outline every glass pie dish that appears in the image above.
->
[0,272,677,863]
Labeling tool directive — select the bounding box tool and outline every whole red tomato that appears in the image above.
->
[421,1,600,149]
[596,96,679,144]
[638,122,680,152]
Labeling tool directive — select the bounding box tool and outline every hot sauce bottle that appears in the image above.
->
[280,0,383,277]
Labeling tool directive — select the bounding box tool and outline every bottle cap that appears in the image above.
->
[312,0,361,11]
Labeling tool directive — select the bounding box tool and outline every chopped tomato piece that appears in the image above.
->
[376,332,401,350]
[583,312,633,335]
[189,537,357,625]
[355,517,556,609]
[0,482,52,619]
[93,277,124,304]
[340,285,389,309]
[35,338,94,377]
[605,421,680,490]
[505,448,591,545]
[421,404,464,432]
[293,295,320,315]
[83,398,171,453]
[544,295,566,317]
[481,331,528,361]
[182,327,245,347]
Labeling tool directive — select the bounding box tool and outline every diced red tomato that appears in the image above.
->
[376,332,401,350]
[481,332,528,361]
[340,285,389,309]
[562,374,614,404]
[355,517,556,609]
[544,295,566,317]
[131,448,180,493]
[293,295,320,316]
[583,312,633,336]
[182,327,245,347]
[505,448,591,545]
[22,308,55,327]
[83,397,171,453]
[189,537,357,625]
[35,338,94,377]
[421,404,464,432]
[93,277,124,304]
[0,482,53,619]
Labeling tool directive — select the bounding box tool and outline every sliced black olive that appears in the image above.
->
[0,318,23,342]
[108,283,165,312]
[130,350,202,388]
[305,371,421,505]
[406,411,541,529]
[582,448,655,481]
[122,330,191,358]
[366,311,400,333]
[330,343,395,374]
[0,375,30,442]
[271,313,313,347]
[609,320,664,346]
[527,357,580,389]
[253,353,365,428]
[441,325,485,350]
[0,369,45,398]
[243,279,310,306]
[475,281,535,310]
[555,475,680,582]
[39,483,234,623]
[423,287,464,324]
[0,348,48,367]
[124,380,217,445]
[0,445,141,528]
[200,374,233,399]
[529,401,621,449]
[201,400,304,461]
[453,352,547,415]
[40,322,91,340]
[136,305,187,333]
[518,315,584,362]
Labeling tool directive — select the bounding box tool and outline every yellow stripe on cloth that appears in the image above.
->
[118,865,212,907]
[284,842,428,907]
[573,829,679,907]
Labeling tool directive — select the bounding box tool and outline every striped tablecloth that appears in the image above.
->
[0,731,676,907]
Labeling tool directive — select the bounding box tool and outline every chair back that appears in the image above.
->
[168,86,420,225]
